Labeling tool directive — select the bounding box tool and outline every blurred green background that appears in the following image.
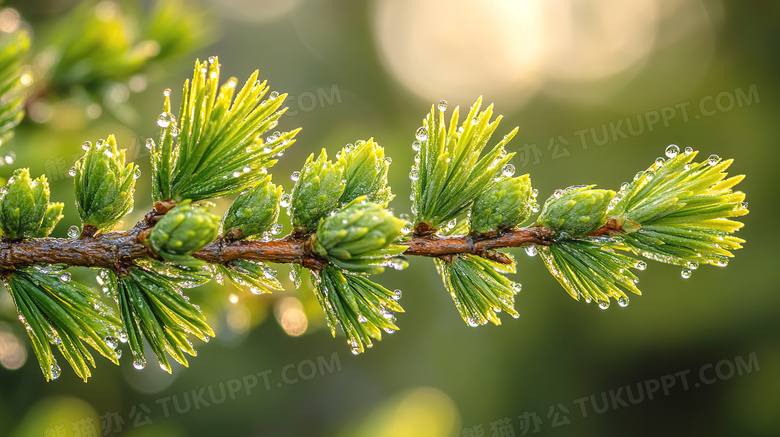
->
[0,0,777,436]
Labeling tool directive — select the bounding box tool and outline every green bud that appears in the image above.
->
[470,174,533,234]
[0,168,50,240]
[35,203,64,238]
[313,198,407,274]
[74,135,137,231]
[536,185,615,237]
[148,200,220,264]
[338,138,393,205]
[223,176,282,239]
[290,149,345,230]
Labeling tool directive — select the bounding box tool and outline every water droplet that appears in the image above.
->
[50,363,61,380]
[634,261,647,271]
[501,164,515,177]
[133,168,141,179]
[598,300,609,310]
[270,223,283,235]
[446,218,457,229]
[553,189,563,199]
[387,257,408,270]
[655,157,665,167]
[685,261,699,270]
[133,357,146,370]
[68,226,80,238]
[59,273,71,282]
[681,268,692,279]
[117,330,128,343]
[740,201,748,209]
[412,141,421,152]
[280,193,291,208]
[707,154,720,166]
[157,112,172,128]
[684,146,693,154]
[715,258,728,267]
[437,100,448,111]
[82,141,91,151]
[115,348,122,359]
[145,138,155,150]
[68,167,77,177]
[290,171,300,181]
[384,157,392,165]
[163,88,171,97]
[415,127,428,141]
[392,289,402,301]
[665,144,679,158]
[105,336,119,349]
[524,245,537,257]
[357,315,368,323]
[269,91,279,99]
[409,168,419,181]
[618,296,629,307]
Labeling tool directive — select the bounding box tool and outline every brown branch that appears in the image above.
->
[0,222,556,273]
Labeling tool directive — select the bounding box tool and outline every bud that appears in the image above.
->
[338,138,393,204]
[536,185,615,237]
[74,135,137,231]
[470,174,533,234]
[148,201,220,264]
[223,176,282,239]
[312,198,406,273]
[0,168,50,239]
[35,203,64,238]
[290,149,345,230]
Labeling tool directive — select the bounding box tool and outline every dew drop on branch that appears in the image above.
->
[524,245,537,257]
[707,154,720,166]
[133,357,146,370]
[437,100,448,111]
[133,168,142,179]
[634,261,647,271]
[104,336,119,349]
[290,171,300,181]
[82,141,91,151]
[59,273,71,283]
[68,167,77,177]
[665,144,679,158]
[412,141,421,152]
[157,112,172,128]
[618,296,629,307]
[501,164,515,177]
[50,363,61,380]
[681,268,693,278]
[68,226,80,239]
[415,127,428,141]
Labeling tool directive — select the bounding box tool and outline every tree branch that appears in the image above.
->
[0,215,556,273]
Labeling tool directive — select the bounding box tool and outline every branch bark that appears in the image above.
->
[0,213,555,273]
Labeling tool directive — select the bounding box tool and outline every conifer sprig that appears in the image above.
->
[0,54,749,380]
